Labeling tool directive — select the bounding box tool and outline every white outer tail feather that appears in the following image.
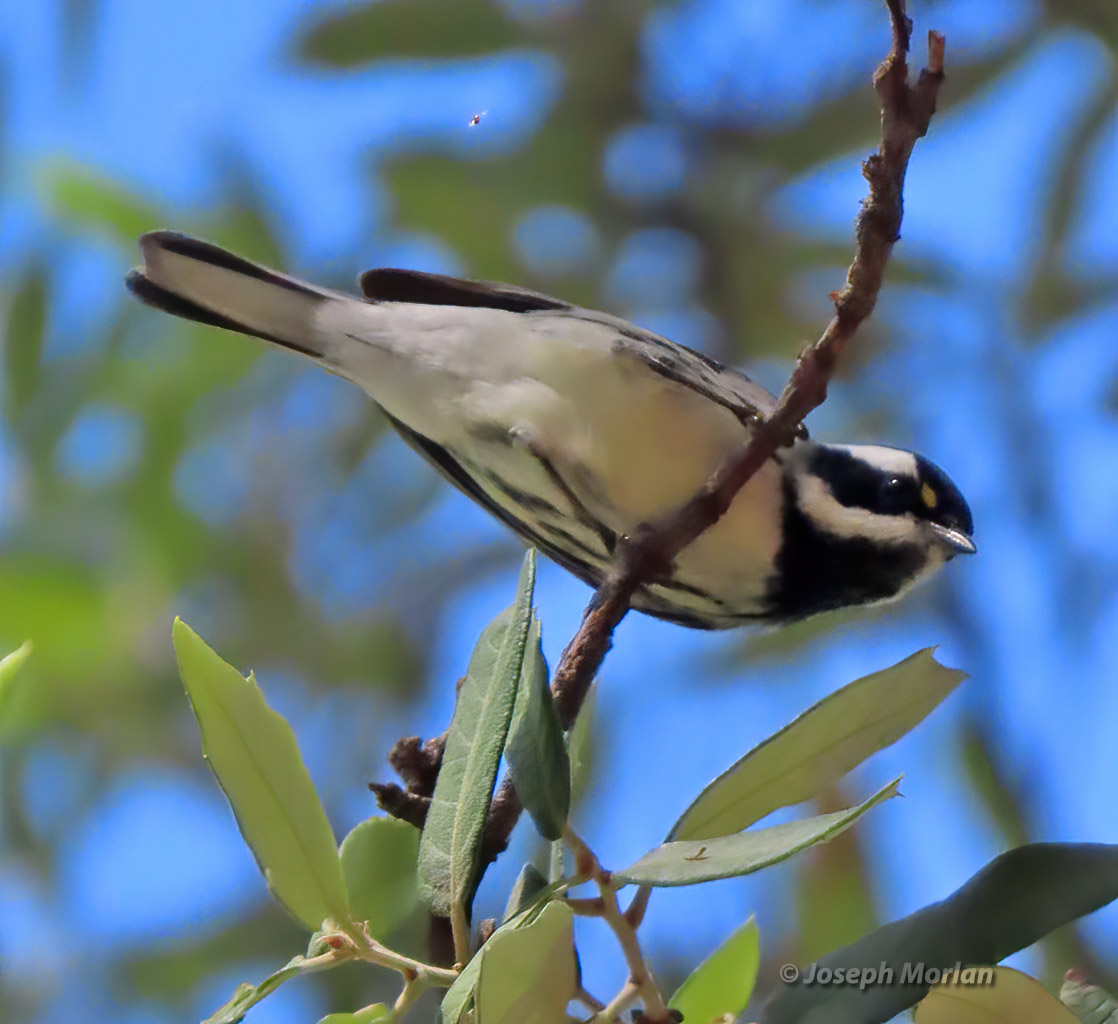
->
[136,233,350,359]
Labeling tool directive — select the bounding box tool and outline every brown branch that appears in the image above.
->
[550,1,944,725]
[477,0,946,883]
[368,782,430,830]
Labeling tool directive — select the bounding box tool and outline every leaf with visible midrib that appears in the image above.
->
[617,778,900,887]
[173,619,349,931]
[505,614,569,841]
[670,649,963,841]
[418,552,537,916]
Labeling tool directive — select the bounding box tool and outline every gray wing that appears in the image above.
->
[359,266,802,437]
[577,309,797,432]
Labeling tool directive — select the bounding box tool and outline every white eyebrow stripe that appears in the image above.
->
[795,475,917,544]
[828,444,919,478]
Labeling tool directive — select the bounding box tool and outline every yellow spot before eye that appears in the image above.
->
[921,482,938,509]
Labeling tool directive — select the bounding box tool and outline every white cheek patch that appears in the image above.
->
[828,444,919,478]
[795,474,919,544]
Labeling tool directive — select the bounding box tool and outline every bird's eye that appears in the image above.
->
[877,476,910,514]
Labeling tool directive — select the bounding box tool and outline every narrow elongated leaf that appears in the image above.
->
[173,619,349,931]
[617,778,900,887]
[317,1009,390,1024]
[670,917,761,1024]
[0,642,32,720]
[205,954,347,1024]
[419,552,536,915]
[505,615,569,840]
[1061,970,1118,1022]
[671,649,963,841]
[339,817,420,940]
[915,967,1077,1023]
[762,843,1118,1024]
[477,900,577,1024]
[441,947,485,1024]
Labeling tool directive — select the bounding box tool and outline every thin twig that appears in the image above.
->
[623,885,652,929]
[576,985,608,1013]
[566,829,672,1024]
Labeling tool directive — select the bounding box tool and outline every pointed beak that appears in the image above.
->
[931,522,976,556]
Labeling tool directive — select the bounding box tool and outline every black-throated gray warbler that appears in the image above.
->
[126,231,975,628]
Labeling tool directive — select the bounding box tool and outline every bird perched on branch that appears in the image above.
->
[126,232,974,628]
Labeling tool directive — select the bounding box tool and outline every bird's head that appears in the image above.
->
[770,442,975,619]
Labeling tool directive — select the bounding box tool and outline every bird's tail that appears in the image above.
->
[126,231,349,359]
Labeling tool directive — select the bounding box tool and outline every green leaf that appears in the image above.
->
[670,649,963,841]
[0,642,32,721]
[441,887,565,1024]
[567,681,595,804]
[505,613,569,840]
[477,900,577,1024]
[339,817,420,940]
[616,778,901,887]
[915,966,1077,1023]
[296,0,524,66]
[418,552,537,916]
[669,917,760,1024]
[172,618,349,931]
[503,862,550,923]
[45,164,161,244]
[4,269,46,419]
[441,946,484,1024]
[205,955,344,1024]
[765,843,1118,1024]
[317,1008,390,1024]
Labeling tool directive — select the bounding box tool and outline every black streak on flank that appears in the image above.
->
[535,521,606,560]
[386,411,743,629]
[381,411,609,579]
[479,469,563,516]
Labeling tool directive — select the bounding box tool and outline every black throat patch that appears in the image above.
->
[765,474,928,620]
